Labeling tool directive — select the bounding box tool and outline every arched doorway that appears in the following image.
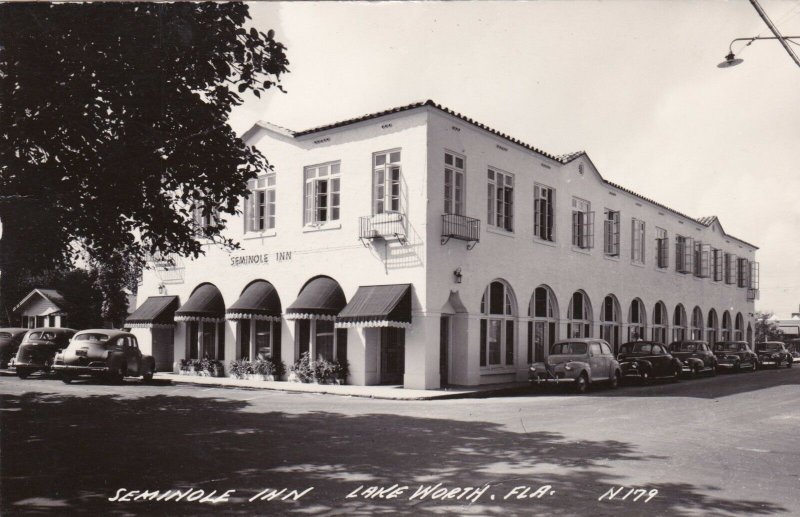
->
[652,301,668,343]
[735,312,744,341]
[480,280,517,368]
[722,311,732,341]
[600,294,622,354]
[672,304,687,342]
[528,285,558,363]
[690,306,704,340]
[707,309,719,344]
[567,290,592,338]
[628,298,647,341]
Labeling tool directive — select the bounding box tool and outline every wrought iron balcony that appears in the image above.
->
[441,213,480,250]
[359,212,407,244]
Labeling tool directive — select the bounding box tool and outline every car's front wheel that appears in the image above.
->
[108,364,126,384]
[142,366,154,383]
[16,368,31,379]
[60,373,75,384]
[574,373,589,394]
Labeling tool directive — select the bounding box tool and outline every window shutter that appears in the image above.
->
[586,211,595,249]
[546,193,553,241]
[336,328,348,365]
[685,237,694,273]
[572,211,579,246]
[534,197,541,237]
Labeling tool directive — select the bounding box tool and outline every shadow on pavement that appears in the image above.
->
[0,391,787,516]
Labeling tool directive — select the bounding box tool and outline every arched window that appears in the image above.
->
[672,304,687,342]
[722,311,732,341]
[628,298,647,342]
[176,283,226,361]
[690,306,703,340]
[600,295,621,354]
[528,285,558,363]
[652,301,668,343]
[227,280,282,364]
[567,291,592,338]
[735,312,744,341]
[480,281,516,367]
[707,309,719,345]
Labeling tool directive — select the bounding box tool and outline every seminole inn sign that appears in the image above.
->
[229,251,293,267]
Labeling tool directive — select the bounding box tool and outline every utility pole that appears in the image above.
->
[749,0,800,68]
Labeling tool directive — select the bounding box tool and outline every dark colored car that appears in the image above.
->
[53,329,156,383]
[712,341,758,372]
[668,340,717,377]
[13,328,76,378]
[529,338,621,393]
[617,341,682,383]
[754,341,793,369]
[0,328,28,369]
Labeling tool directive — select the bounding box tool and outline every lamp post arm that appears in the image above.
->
[749,0,800,68]
[728,36,800,56]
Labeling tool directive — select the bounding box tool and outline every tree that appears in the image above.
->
[0,2,288,324]
[754,311,784,343]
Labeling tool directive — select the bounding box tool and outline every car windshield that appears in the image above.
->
[550,342,587,355]
[26,331,56,340]
[74,333,109,342]
[715,343,743,352]
[670,343,697,352]
[619,343,654,354]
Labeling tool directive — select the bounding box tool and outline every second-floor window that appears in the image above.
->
[631,218,645,263]
[712,248,723,281]
[656,227,668,268]
[373,150,402,214]
[571,197,594,249]
[676,235,694,274]
[533,184,555,241]
[488,168,514,231]
[694,241,710,278]
[737,257,750,287]
[603,209,620,256]
[303,161,341,225]
[193,203,218,235]
[245,173,276,232]
[444,152,465,215]
[724,253,735,284]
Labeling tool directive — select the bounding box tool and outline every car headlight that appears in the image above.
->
[772,353,779,359]
[632,362,638,369]
[564,365,572,371]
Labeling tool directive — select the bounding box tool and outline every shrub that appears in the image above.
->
[290,351,348,384]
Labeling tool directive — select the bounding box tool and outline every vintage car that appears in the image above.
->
[712,341,758,372]
[529,338,621,393]
[667,340,717,377]
[53,329,156,383]
[13,328,76,378]
[0,328,29,369]
[754,341,793,368]
[617,341,683,383]
[786,340,800,363]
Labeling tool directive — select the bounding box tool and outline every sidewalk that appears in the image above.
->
[159,372,533,400]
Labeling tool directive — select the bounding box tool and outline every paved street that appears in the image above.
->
[1,367,799,516]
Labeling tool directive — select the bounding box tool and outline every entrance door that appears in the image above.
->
[380,327,405,385]
[152,327,174,371]
[439,316,450,385]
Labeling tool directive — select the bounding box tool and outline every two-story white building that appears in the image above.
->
[130,100,759,390]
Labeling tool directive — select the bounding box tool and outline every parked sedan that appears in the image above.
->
[754,341,793,369]
[668,340,717,377]
[53,329,155,383]
[617,341,682,383]
[13,328,76,378]
[712,341,758,372]
[0,328,28,369]
[529,338,621,393]
[786,341,800,363]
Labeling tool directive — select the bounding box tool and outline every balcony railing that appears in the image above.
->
[359,212,407,244]
[441,213,480,250]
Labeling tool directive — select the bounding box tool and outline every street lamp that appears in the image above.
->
[719,36,800,68]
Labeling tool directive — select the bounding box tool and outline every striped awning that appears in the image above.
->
[226,281,282,321]
[336,284,412,328]
[175,284,225,323]
[285,277,346,321]
[125,296,180,328]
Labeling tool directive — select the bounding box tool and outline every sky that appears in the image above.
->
[230,1,800,318]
